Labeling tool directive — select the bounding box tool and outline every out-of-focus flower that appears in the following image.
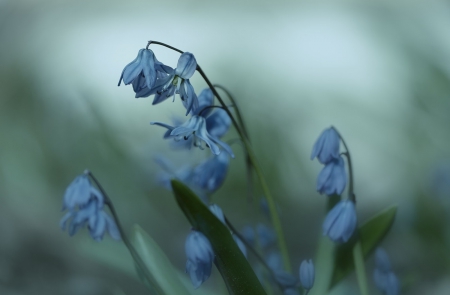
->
[209,204,225,224]
[373,248,400,295]
[151,115,234,157]
[283,289,300,295]
[60,175,120,241]
[241,226,255,246]
[317,156,347,196]
[299,259,315,290]
[274,270,298,289]
[311,127,340,164]
[136,52,199,115]
[266,250,283,271]
[322,200,357,243]
[185,230,214,289]
[257,223,276,249]
[233,234,247,258]
[193,153,230,193]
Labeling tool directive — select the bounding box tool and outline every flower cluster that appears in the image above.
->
[60,174,120,241]
[373,248,401,295]
[311,127,357,243]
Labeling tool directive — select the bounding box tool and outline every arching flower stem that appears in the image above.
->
[85,170,164,295]
[148,40,291,272]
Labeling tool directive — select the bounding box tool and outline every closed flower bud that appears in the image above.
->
[175,52,197,79]
[185,230,214,289]
[311,127,340,164]
[316,156,347,196]
[299,259,315,290]
[322,200,357,243]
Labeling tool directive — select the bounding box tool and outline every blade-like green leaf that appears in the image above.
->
[329,205,397,289]
[171,179,267,295]
[132,224,192,295]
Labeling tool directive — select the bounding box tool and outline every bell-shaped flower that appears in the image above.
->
[311,127,340,164]
[118,48,161,91]
[185,230,214,289]
[274,271,298,289]
[373,248,400,295]
[60,182,120,241]
[62,174,91,210]
[257,223,276,249]
[317,156,347,196]
[151,115,234,157]
[241,226,256,247]
[375,248,392,273]
[299,259,315,290]
[322,200,357,243]
[193,88,215,117]
[193,153,230,193]
[266,250,283,271]
[136,52,199,115]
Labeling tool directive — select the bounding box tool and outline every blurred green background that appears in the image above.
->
[1,0,450,294]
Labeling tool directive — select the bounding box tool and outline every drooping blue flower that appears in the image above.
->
[193,153,230,193]
[311,127,340,164]
[373,248,400,295]
[322,200,357,243]
[136,52,199,115]
[62,174,91,210]
[274,270,298,289]
[299,259,315,290]
[193,88,215,117]
[185,230,214,289]
[151,115,234,157]
[60,178,120,241]
[317,156,347,195]
[266,250,283,271]
[241,226,255,247]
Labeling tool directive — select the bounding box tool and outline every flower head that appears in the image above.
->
[317,156,347,195]
[322,200,357,243]
[60,175,120,241]
[151,115,234,157]
[193,153,230,193]
[136,52,199,115]
[373,248,400,295]
[185,230,214,289]
[299,259,315,290]
[257,223,276,249]
[311,127,340,164]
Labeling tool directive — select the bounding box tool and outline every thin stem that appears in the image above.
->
[225,217,285,292]
[86,170,163,295]
[198,105,227,117]
[148,41,291,271]
[353,240,370,295]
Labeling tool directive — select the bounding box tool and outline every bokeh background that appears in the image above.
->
[1,0,450,294]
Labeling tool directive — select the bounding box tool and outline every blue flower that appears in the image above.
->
[193,153,230,193]
[241,226,255,247]
[373,248,400,295]
[136,52,199,115]
[185,230,214,289]
[311,127,340,164]
[60,177,120,241]
[274,270,298,289]
[317,156,347,195]
[299,259,315,290]
[118,48,171,91]
[151,115,234,157]
[322,200,357,243]
[257,223,276,249]
[266,250,283,271]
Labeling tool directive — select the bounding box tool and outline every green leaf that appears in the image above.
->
[171,179,267,295]
[329,205,397,289]
[131,224,192,295]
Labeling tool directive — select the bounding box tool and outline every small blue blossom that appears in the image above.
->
[193,88,215,117]
[193,153,230,193]
[241,226,255,247]
[322,200,357,243]
[185,230,214,289]
[136,52,199,115]
[274,270,298,289]
[311,127,340,164]
[118,48,171,91]
[299,259,315,290]
[373,248,400,295]
[60,176,120,241]
[266,250,283,271]
[317,156,347,196]
[151,115,234,157]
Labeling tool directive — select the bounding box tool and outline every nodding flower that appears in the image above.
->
[185,230,214,289]
[316,156,347,196]
[311,127,340,164]
[322,200,357,243]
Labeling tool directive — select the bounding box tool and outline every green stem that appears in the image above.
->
[147,41,292,271]
[87,170,163,295]
[352,240,370,295]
